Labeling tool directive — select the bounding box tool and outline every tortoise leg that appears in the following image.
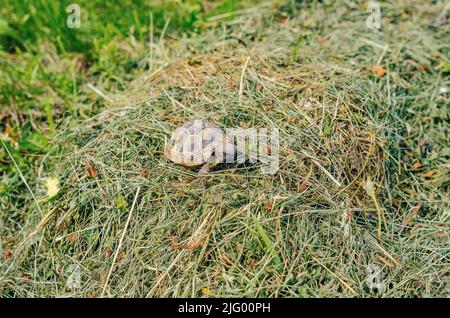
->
[198,163,210,176]
[198,163,210,187]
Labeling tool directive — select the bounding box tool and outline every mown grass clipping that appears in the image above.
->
[1,1,448,297]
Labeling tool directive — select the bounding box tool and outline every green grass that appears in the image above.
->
[1,0,449,297]
[0,0,260,236]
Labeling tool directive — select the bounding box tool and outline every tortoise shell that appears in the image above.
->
[164,119,235,168]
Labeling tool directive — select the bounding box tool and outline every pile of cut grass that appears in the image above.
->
[0,0,260,221]
[1,1,448,297]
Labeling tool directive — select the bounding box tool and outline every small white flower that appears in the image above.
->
[45,177,60,198]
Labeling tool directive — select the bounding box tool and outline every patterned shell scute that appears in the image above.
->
[165,119,225,167]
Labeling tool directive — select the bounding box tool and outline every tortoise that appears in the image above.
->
[164,119,238,176]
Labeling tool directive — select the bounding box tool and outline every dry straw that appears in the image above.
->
[1,1,448,297]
